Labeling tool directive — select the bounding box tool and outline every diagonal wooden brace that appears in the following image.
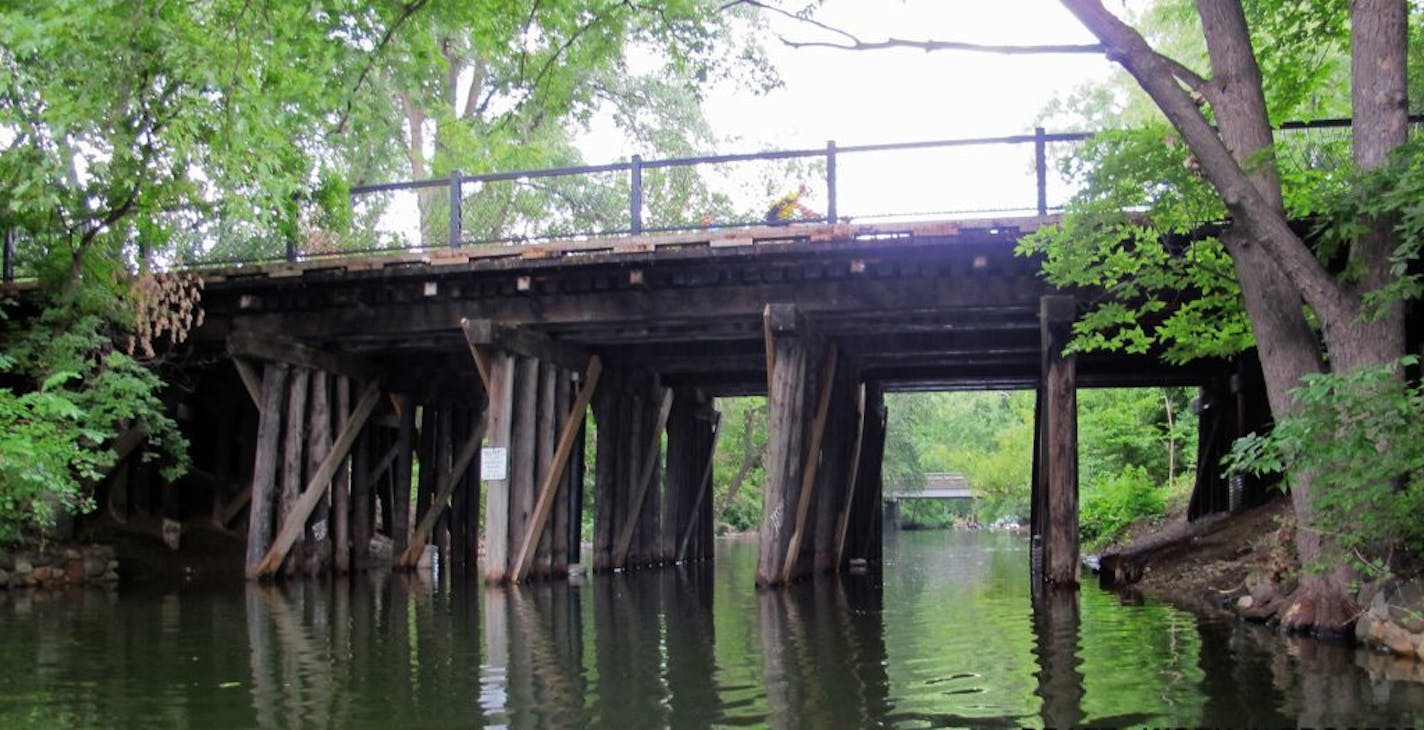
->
[509,356,603,582]
[612,387,675,567]
[397,414,489,567]
[780,343,838,584]
[249,381,381,579]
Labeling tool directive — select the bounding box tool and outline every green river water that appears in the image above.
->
[0,530,1421,728]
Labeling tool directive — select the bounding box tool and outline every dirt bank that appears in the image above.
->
[1096,496,1424,664]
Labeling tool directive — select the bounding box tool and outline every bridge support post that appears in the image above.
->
[464,319,595,584]
[842,383,885,567]
[757,305,812,587]
[245,363,290,576]
[593,366,672,574]
[757,303,850,587]
[1036,296,1079,588]
[812,361,859,574]
[664,388,716,564]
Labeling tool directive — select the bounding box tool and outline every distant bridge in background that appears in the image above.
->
[885,473,973,501]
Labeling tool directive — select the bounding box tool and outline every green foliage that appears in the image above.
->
[880,388,1192,539]
[1291,137,1424,314]
[1080,465,1167,547]
[1228,357,1424,561]
[1077,388,1194,546]
[0,294,188,544]
[711,397,766,531]
[1018,126,1253,364]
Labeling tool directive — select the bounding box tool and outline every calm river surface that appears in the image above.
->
[1,531,1421,728]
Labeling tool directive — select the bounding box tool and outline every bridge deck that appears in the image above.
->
[197,216,1221,397]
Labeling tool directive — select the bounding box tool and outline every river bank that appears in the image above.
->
[1098,496,1424,671]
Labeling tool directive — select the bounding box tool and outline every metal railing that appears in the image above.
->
[0,117,1384,280]
[337,128,1090,261]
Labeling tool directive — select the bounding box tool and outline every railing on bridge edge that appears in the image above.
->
[0,117,1380,281]
[338,127,1089,260]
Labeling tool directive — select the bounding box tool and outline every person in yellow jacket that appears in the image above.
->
[765,183,817,225]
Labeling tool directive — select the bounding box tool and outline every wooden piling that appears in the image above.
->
[533,362,557,579]
[280,368,310,575]
[333,376,351,574]
[509,356,539,575]
[511,357,600,582]
[833,384,867,570]
[550,373,573,575]
[781,344,837,584]
[303,370,332,575]
[350,426,372,569]
[1040,295,1079,587]
[757,305,810,587]
[250,383,381,578]
[591,370,621,572]
[245,363,289,577]
[450,408,469,567]
[415,404,438,547]
[613,388,672,569]
[483,351,516,584]
[392,394,416,558]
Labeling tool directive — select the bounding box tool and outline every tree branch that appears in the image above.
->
[731,0,1103,55]
[1061,0,1343,320]
[334,0,431,135]
[781,37,1106,55]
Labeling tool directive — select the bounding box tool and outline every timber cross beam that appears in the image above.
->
[227,331,379,384]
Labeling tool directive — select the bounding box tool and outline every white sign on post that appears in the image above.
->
[480,447,509,481]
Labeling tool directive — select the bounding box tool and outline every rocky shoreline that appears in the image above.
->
[0,544,119,590]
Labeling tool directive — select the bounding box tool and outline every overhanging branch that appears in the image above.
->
[730,0,1103,55]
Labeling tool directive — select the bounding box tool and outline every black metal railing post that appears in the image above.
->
[1034,126,1048,217]
[825,140,838,223]
[630,154,643,235]
[3,228,14,282]
[449,170,463,248]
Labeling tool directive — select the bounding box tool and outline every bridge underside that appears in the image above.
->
[169,217,1246,587]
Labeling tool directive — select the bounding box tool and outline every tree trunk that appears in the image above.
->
[1063,0,1410,632]
[714,406,766,520]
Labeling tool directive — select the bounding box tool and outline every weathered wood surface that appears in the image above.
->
[781,345,838,584]
[677,411,721,563]
[612,388,673,568]
[197,218,1049,283]
[1040,295,1079,588]
[757,307,810,587]
[303,370,332,574]
[833,384,867,569]
[397,415,488,567]
[332,376,351,574]
[234,357,263,407]
[462,319,589,374]
[509,356,539,575]
[533,362,557,578]
[228,331,376,383]
[278,368,310,574]
[245,363,289,574]
[482,351,516,584]
[511,357,601,583]
[250,381,381,578]
[591,370,621,572]
[391,395,416,557]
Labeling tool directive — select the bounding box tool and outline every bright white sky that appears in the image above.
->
[710,0,1110,144]
[585,0,1118,222]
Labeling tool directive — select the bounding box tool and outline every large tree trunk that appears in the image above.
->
[1063,0,1410,633]
[1195,0,1353,632]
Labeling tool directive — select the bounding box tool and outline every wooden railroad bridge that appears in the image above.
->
[164,213,1269,590]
